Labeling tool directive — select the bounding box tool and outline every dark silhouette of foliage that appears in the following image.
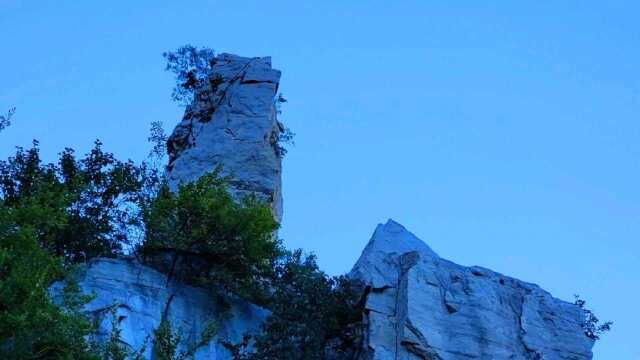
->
[228,250,363,360]
[148,121,169,169]
[163,45,216,106]
[574,295,612,340]
[0,107,15,132]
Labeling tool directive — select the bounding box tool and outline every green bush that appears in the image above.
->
[141,169,281,302]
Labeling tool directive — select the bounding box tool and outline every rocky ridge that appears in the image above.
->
[350,220,594,359]
[55,53,594,359]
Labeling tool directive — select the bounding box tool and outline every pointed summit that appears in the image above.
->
[371,219,439,258]
[349,220,593,359]
[349,219,438,289]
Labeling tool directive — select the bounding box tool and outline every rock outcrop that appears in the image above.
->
[166,53,283,222]
[350,220,594,360]
[52,258,267,359]
[48,53,595,360]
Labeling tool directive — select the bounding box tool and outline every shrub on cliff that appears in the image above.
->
[141,169,281,301]
[574,295,612,340]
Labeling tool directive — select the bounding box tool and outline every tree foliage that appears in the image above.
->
[0,140,159,359]
[0,214,97,359]
[574,295,612,340]
[0,141,153,263]
[0,107,16,132]
[152,317,217,360]
[141,170,281,302]
[148,121,169,166]
[227,250,363,360]
[163,45,217,106]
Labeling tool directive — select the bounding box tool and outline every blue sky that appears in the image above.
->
[1,1,638,357]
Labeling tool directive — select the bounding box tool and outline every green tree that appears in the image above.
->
[0,212,97,359]
[0,140,156,358]
[246,250,363,360]
[141,170,281,302]
[0,141,153,263]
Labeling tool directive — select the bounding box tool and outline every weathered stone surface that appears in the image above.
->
[166,53,283,222]
[350,220,594,360]
[52,258,267,359]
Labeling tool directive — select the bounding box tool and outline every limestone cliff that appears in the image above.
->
[51,258,267,359]
[166,53,283,222]
[350,220,594,359]
[50,53,595,360]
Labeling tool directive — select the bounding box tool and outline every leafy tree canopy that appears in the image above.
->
[141,169,281,302]
[0,140,155,263]
[0,209,97,359]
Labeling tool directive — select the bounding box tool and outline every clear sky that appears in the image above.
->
[1,1,638,357]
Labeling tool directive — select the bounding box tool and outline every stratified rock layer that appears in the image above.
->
[166,53,283,222]
[52,258,267,359]
[350,220,594,360]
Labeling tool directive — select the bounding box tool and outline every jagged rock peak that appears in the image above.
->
[166,53,283,222]
[350,219,594,360]
[363,219,439,257]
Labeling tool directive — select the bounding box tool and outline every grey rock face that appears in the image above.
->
[166,53,283,222]
[52,258,267,359]
[350,220,594,360]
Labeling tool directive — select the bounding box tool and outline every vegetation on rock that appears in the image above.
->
[140,169,281,302]
[245,250,363,360]
[163,45,217,107]
[574,295,613,340]
[0,44,612,359]
[163,45,295,157]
